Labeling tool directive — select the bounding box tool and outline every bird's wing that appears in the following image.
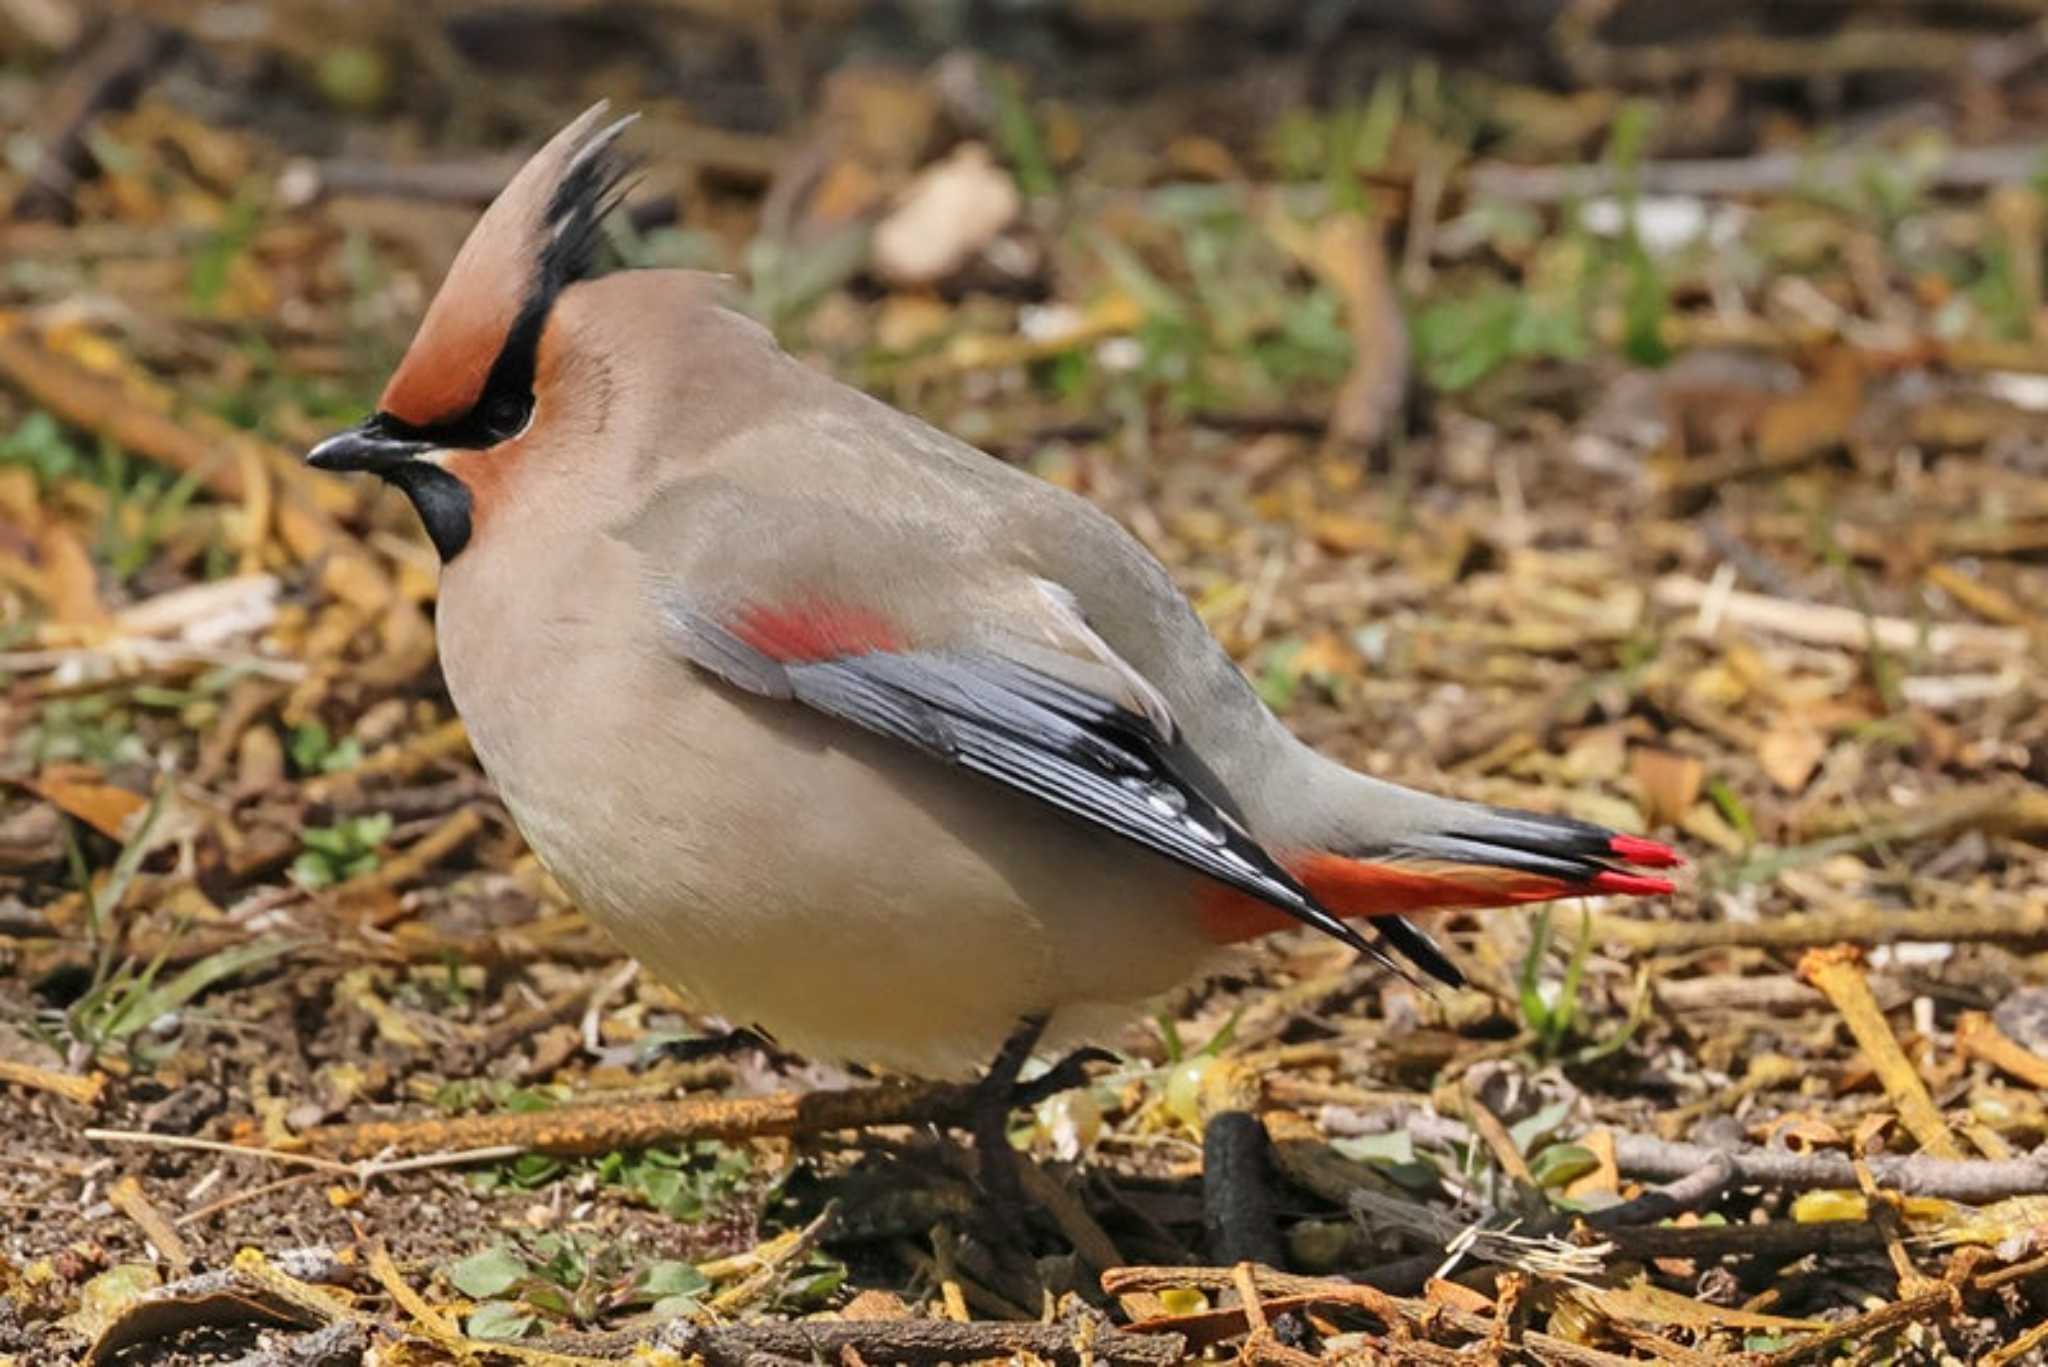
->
[660,574,1452,984]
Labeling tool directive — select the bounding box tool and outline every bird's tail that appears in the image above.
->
[1197,791,1681,985]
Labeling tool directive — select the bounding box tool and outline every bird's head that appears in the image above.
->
[306,104,636,561]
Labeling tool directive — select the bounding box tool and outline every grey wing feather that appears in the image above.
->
[668,608,1431,982]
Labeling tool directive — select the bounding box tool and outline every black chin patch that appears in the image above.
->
[385,463,474,561]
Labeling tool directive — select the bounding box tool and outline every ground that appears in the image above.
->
[3,5,2048,1364]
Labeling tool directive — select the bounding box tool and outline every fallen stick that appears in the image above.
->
[1652,574,2027,661]
[1791,783,2048,846]
[107,1175,191,1276]
[1104,1266,1638,1367]
[1608,1134,2048,1201]
[658,1317,1186,1367]
[1323,1107,2048,1201]
[0,1056,104,1105]
[1467,140,2048,205]
[301,719,471,805]
[1761,1284,1961,1367]
[1597,1220,1886,1263]
[1957,1012,2048,1091]
[1589,899,2048,955]
[1800,946,1964,1160]
[300,1080,977,1160]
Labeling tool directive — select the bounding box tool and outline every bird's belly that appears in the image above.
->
[469,653,1225,1077]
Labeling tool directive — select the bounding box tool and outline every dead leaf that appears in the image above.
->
[1572,1281,1823,1332]
[28,767,146,840]
[1309,511,1385,556]
[1560,726,1628,784]
[1757,723,1826,792]
[1755,348,1863,462]
[36,521,105,627]
[1272,212,1409,451]
[1754,1113,1846,1152]
[1165,135,1243,182]
[1424,1277,1494,1315]
[876,293,953,354]
[1564,1127,1620,1202]
[1629,747,1704,827]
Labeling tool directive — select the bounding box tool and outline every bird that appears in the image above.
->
[308,105,1679,1114]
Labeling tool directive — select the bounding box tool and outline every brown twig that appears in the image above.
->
[1608,1132,2048,1200]
[1106,1266,1641,1367]
[1957,1011,2048,1090]
[0,1056,104,1106]
[708,1201,841,1315]
[1800,946,1963,1159]
[1761,1284,1961,1366]
[299,1080,978,1160]
[1590,899,2048,956]
[107,1175,191,1275]
[1468,140,2048,205]
[658,1316,1186,1367]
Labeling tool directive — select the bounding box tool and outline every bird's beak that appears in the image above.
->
[306,417,429,475]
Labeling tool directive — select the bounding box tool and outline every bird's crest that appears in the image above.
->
[379,103,637,430]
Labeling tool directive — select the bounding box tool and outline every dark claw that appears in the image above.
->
[1011,1046,1116,1110]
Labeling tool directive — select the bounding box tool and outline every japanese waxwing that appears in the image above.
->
[309,106,1679,1080]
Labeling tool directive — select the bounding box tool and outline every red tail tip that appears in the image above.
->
[1590,869,1677,897]
[1609,834,1684,868]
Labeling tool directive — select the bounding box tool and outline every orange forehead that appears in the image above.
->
[379,282,522,427]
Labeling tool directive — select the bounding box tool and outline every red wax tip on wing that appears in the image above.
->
[1590,869,1677,897]
[1609,833,1684,868]
[734,602,904,662]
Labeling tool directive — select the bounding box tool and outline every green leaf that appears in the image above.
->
[350,813,394,845]
[1331,1131,1415,1166]
[1706,778,1754,845]
[448,1247,528,1299]
[652,1292,704,1320]
[289,852,337,890]
[1620,238,1671,366]
[99,938,294,1043]
[1412,289,1520,391]
[1507,1099,1574,1156]
[1517,907,1555,1037]
[778,1256,847,1309]
[1329,1131,1441,1191]
[990,67,1056,198]
[1527,1142,1600,1190]
[0,411,82,483]
[639,1261,710,1300]
[465,1300,536,1341]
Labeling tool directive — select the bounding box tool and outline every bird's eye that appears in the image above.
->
[482,393,532,442]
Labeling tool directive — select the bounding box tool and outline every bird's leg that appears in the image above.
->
[969,1014,1047,1228]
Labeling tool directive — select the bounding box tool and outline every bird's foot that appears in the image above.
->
[1010,1045,1117,1110]
[640,1024,781,1064]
